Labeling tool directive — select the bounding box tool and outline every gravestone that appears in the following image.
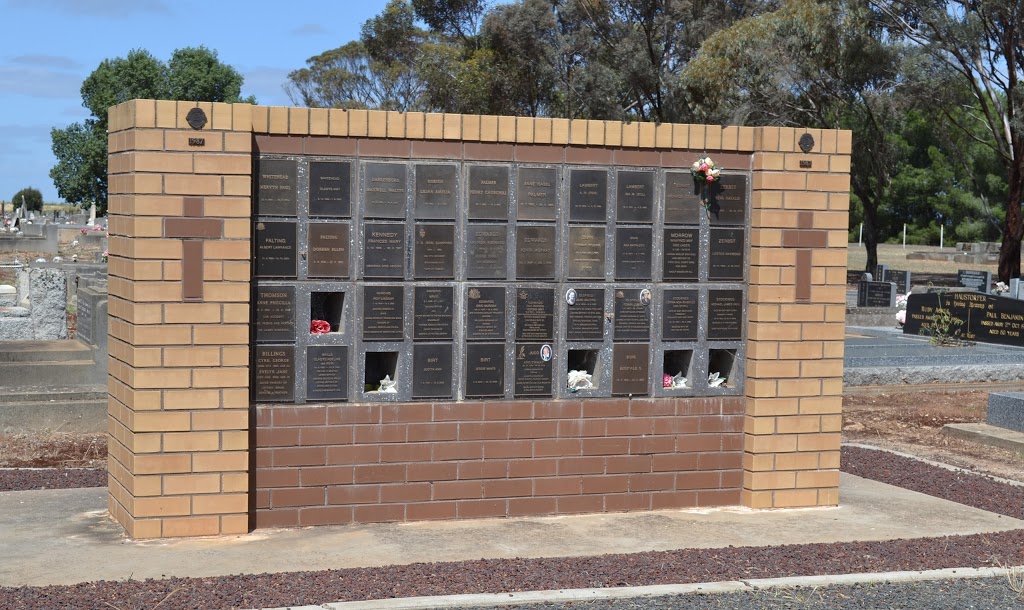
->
[875,265,912,294]
[957,269,992,293]
[903,291,1024,347]
[857,281,896,307]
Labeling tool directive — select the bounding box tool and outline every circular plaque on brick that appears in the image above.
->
[186,107,207,130]
[799,132,814,153]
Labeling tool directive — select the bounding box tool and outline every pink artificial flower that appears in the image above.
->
[699,163,709,172]
[706,175,715,182]
[663,373,673,388]
[310,320,331,334]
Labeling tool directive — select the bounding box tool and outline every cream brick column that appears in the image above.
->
[106,99,253,538]
[743,127,851,508]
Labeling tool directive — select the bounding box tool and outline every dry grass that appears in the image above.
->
[0,432,107,468]
[847,243,997,275]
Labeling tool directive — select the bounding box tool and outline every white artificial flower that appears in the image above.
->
[708,372,726,388]
[704,157,714,167]
[567,369,594,390]
[378,375,397,393]
[670,372,687,388]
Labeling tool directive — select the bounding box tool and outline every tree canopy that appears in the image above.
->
[10,187,44,212]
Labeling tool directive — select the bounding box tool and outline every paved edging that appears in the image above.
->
[255,566,1016,610]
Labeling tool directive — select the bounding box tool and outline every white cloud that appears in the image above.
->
[291,23,329,36]
[11,54,82,70]
[240,66,294,106]
[5,0,171,17]
[0,63,82,99]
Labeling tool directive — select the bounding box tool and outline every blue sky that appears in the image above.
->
[1,0,391,204]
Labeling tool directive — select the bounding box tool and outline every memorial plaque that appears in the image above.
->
[413,224,455,278]
[256,158,297,216]
[708,228,744,281]
[309,161,352,217]
[362,285,404,341]
[514,343,553,397]
[412,344,453,398]
[616,170,655,223]
[958,269,992,293]
[414,286,454,340]
[364,162,408,218]
[569,169,608,222]
[516,225,556,279]
[467,165,510,220]
[707,290,743,340]
[465,225,508,279]
[466,287,506,340]
[253,345,295,402]
[856,281,896,307]
[516,167,558,221]
[904,291,1024,347]
[662,289,699,340]
[255,221,298,278]
[308,223,350,278]
[414,164,457,219]
[663,171,701,225]
[363,223,405,278]
[663,228,699,281]
[465,343,505,397]
[708,174,746,225]
[255,285,296,343]
[611,343,649,396]
[567,226,606,279]
[613,288,651,340]
[877,265,912,294]
[306,345,348,401]
[614,227,653,280]
[516,287,555,341]
[566,288,604,341]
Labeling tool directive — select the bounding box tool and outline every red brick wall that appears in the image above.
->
[255,397,743,527]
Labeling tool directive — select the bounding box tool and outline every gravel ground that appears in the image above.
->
[0,467,105,491]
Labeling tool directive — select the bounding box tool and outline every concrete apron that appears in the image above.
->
[2,473,1021,587]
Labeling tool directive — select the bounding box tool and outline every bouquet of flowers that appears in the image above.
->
[691,156,722,212]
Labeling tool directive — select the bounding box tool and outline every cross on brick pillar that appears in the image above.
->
[782,211,828,304]
[163,197,223,301]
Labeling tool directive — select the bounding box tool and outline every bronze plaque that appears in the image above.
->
[566,288,604,341]
[514,343,553,397]
[707,290,744,340]
[516,167,558,221]
[306,346,348,402]
[613,288,651,340]
[566,226,605,280]
[616,170,655,223]
[516,225,556,279]
[663,171,701,225]
[709,174,747,225]
[468,165,510,220]
[256,158,297,216]
[414,164,457,219]
[310,161,352,217]
[709,228,744,281]
[412,344,453,398]
[466,287,506,340]
[516,287,555,342]
[308,222,350,279]
[662,289,699,340]
[362,285,404,341]
[465,343,505,398]
[465,225,508,279]
[255,221,297,278]
[255,286,295,343]
[364,162,408,218]
[363,223,405,279]
[569,168,607,222]
[253,345,295,402]
[611,343,649,396]
[413,224,455,279]
[663,228,699,281]
[414,286,454,341]
[614,227,652,280]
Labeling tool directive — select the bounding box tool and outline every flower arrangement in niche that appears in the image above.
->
[310,319,331,334]
[691,156,722,213]
[708,372,726,388]
[663,372,687,389]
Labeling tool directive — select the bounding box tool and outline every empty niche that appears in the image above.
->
[662,350,693,389]
[567,349,599,391]
[364,351,399,392]
[708,349,737,388]
[311,291,345,333]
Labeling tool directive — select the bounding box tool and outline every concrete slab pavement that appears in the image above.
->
[2,473,1022,587]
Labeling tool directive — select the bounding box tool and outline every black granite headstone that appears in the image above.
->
[662,228,699,281]
[708,174,746,225]
[414,164,457,219]
[856,281,896,307]
[904,291,1024,347]
[309,161,352,217]
[514,343,553,397]
[516,225,556,279]
[611,343,649,396]
[414,286,454,341]
[708,228,744,281]
[308,223,350,278]
[566,226,606,280]
[256,158,297,216]
[412,344,453,398]
[566,288,605,341]
[465,225,508,279]
[876,265,912,294]
[362,285,404,341]
[413,224,456,278]
[466,287,506,340]
[616,170,655,223]
[517,167,558,221]
[306,346,348,401]
[516,287,555,342]
[613,288,651,341]
[663,171,701,225]
[465,343,505,397]
[253,345,295,402]
[615,227,653,280]
[255,221,298,278]
[255,285,296,343]
[364,162,408,218]
[957,269,992,293]
[363,223,405,278]
[569,169,607,222]
[707,290,743,340]
[467,165,510,220]
[662,289,698,341]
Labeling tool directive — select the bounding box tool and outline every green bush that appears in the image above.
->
[10,187,43,212]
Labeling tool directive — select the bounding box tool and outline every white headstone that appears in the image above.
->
[87,202,96,226]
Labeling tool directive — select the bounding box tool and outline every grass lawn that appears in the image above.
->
[846,243,998,275]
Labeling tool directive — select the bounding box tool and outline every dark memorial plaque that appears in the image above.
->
[516,225,556,279]
[414,164,457,219]
[904,291,1024,347]
[412,344,453,398]
[255,286,296,343]
[363,223,405,278]
[309,161,352,217]
[856,281,895,307]
[308,223,350,278]
[514,343,553,397]
[566,288,604,341]
[615,227,653,280]
[467,287,506,340]
[707,290,743,340]
[516,167,558,221]
[362,285,404,341]
[516,287,555,341]
[958,269,992,293]
[465,225,508,279]
[876,265,912,294]
[306,346,348,401]
[256,159,297,216]
[614,288,651,340]
[709,174,746,225]
[569,169,608,222]
[663,228,699,281]
[612,343,649,396]
[414,286,454,340]
[255,221,297,278]
[465,343,505,397]
[616,170,655,223]
[364,162,408,218]
[662,290,698,341]
[708,228,744,281]
[413,224,455,279]
[253,345,295,402]
[663,171,701,225]
[468,165,510,220]
[567,226,606,279]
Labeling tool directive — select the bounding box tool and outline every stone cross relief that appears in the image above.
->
[163,197,224,301]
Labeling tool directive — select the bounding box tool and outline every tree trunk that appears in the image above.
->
[857,191,880,275]
[997,161,1024,282]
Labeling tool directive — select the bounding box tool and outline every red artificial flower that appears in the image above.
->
[310,320,331,334]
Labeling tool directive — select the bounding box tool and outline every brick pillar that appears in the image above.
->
[106,100,253,538]
[743,127,851,508]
